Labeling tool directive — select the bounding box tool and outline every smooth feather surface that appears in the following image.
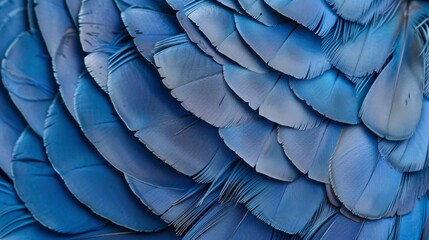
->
[44,96,166,231]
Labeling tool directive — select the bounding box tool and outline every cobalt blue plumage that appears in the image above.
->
[0,0,429,238]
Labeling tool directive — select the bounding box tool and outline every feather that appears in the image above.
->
[0,0,25,21]
[65,0,81,27]
[264,0,337,36]
[84,52,111,92]
[396,195,429,239]
[75,72,195,188]
[220,162,327,234]
[11,127,112,234]
[1,31,57,136]
[237,0,284,26]
[289,70,368,124]
[329,125,429,219]
[107,44,236,183]
[223,64,324,129]
[360,3,426,140]
[176,10,231,65]
[378,98,429,172]
[78,0,123,53]
[0,171,66,239]
[219,117,300,181]
[235,14,331,79]
[321,11,401,77]
[278,121,342,183]
[214,0,245,13]
[121,7,182,62]
[185,1,269,73]
[154,35,256,128]
[34,0,74,58]
[85,230,180,240]
[44,96,166,231]
[53,27,86,118]
[0,8,27,59]
[183,204,291,240]
[115,0,173,12]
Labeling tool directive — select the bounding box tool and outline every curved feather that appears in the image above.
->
[378,98,429,172]
[360,3,426,140]
[154,35,256,128]
[322,11,401,77]
[264,0,337,36]
[107,44,236,183]
[44,96,166,231]
[221,163,327,234]
[53,27,86,118]
[237,0,284,26]
[78,0,123,53]
[235,14,331,79]
[278,121,342,183]
[11,127,112,234]
[185,1,269,73]
[122,7,182,62]
[115,0,173,12]
[219,117,300,181]
[65,0,81,27]
[289,70,368,124]
[34,0,74,58]
[224,64,324,129]
[183,204,291,240]
[0,8,27,59]
[1,31,57,136]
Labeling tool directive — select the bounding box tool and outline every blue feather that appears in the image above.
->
[237,0,284,26]
[235,14,331,79]
[220,162,327,234]
[322,11,401,77]
[223,64,324,129]
[122,7,182,62]
[219,117,300,181]
[379,99,429,172]
[0,8,27,59]
[1,31,57,136]
[184,204,291,240]
[264,0,337,36]
[185,1,269,73]
[396,195,429,239]
[78,0,123,53]
[64,0,81,27]
[34,0,74,58]
[214,0,245,13]
[154,35,256,128]
[360,3,426,140]
[289,70,368,124]
[107,44,236,183]
[53,27,86,118]
[115,0,173,12]
[86,230,180,240]
[11,127,114,234]
[44,96,166,231]
[278,121,342,183]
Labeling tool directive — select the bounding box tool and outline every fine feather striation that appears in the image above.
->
[235,14,332,79]
[237,0,284,26]
[44,96,166,231]
[107,43,237,183]
[154,35,256,128]
[223,64,325,129]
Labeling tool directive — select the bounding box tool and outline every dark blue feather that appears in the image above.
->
[107,44,236,183]
[378,98,429,172]
[185,1,269,73]
[122,7,182,62]
[115,0,173,12]
[264,0,337,36]
[396,195,429,239]
[85,230,180,240]
[65,0,81,27]
[235,14,331,79]
[219,117,300,181]
[11,127,114,234]
[360,3,426,140]
[154,35,256,128]
[289,70,368,124]
[278,121,342,183]
[223,64,324,129]
[1,31,57,136]
[44,96,166,231]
